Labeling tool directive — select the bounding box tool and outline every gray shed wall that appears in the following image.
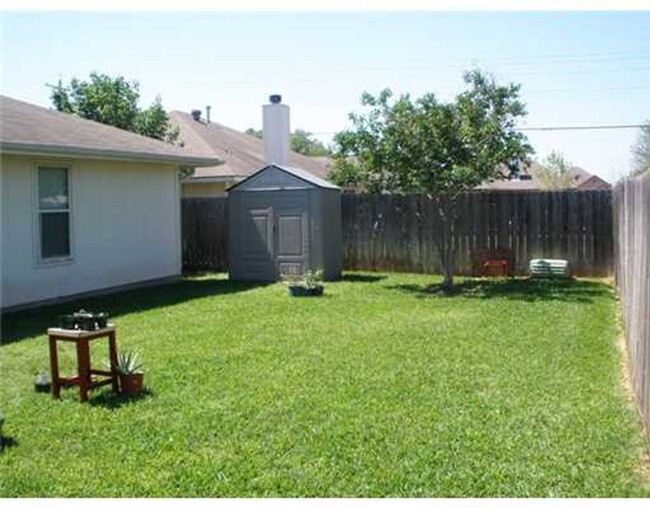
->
[228,170,341,281]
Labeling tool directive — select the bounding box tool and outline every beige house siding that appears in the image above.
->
[1,154,181,309]
[182,181,231,197]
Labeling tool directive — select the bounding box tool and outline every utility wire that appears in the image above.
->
[517,124,646,132]
[310,124,647,135]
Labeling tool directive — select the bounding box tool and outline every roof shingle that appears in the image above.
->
[0,96,221,166]
[169,111,331,181]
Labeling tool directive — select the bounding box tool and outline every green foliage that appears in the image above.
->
[291,129,330,156]
[282,269,324,289]
[134,96,179,143]
[245,127,263,139]
[632,121,650,176]
[302,269,324,289]
[113,350,143,375]
[331,70,532,194]
[330,70,533,287]
[245,127,331,156]
[49,73,178,143]
[535,150,573,190]
[0,273,647,496]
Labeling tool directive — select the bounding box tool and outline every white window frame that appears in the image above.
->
[33,163,74,266]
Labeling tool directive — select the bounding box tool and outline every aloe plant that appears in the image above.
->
[113,350,143,375]
[303,269,324,289]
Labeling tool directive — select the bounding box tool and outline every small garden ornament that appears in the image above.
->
[34,370,51,393]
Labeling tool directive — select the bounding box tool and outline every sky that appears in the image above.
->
[1,10,649,183]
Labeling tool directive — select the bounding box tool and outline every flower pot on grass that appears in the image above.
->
[285,269,325,297]
[119,373,144,396]
[113,350,144,397]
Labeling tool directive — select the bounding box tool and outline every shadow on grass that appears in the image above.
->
[1,277,271,345]
[88,387,154,410]
[0,436,19,451]
[387,277,611,303]
[339,273,387,283]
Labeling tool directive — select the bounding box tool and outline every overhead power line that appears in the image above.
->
[309,124,646,136]
[516,124,646,132]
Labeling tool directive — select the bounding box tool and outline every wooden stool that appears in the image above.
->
[47,325,119,402]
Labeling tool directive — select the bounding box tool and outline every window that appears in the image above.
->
[37,167,71,260]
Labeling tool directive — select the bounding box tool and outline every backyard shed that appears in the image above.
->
[228,163,341,281]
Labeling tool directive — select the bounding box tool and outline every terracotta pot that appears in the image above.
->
[119,373,143,396]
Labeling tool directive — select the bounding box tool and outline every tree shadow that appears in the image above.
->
[1,277,271,345]
[88,387,154,410]
[339,273,387,283]
[387,277,610,303]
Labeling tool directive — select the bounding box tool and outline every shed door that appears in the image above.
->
[241,206,275,280]
[275,207,308,278]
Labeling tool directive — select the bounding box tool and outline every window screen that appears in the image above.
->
[38,167,71,259]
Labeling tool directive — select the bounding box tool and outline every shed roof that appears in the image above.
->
[0,96,222,167]
[228,164,340,192]
[169,111,332,181]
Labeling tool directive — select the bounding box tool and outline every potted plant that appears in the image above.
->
[285,269,325,297]
[113,350,144,396]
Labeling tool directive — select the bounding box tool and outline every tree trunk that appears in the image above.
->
[432,194,457,290]
[441,259,455,288]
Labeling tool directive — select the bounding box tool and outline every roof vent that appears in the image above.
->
[269,94,282,104]
[518,174,533,181]
[191,109,202,121]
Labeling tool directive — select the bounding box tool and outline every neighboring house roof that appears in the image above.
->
[228,164,340,192]
[0,96,221,167]
[567,171,611,190]
[169,111,331,182]
[478,161,611,191]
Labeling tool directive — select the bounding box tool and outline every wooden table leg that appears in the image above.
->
[108,330,119,394]
[76,339,91,402]
[49,336,61,399]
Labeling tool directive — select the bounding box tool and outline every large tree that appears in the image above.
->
[49,73,178,143]
[330,70,533,289]
[535,150,573,190]
[290,129,330,156]
[632,121,650,176]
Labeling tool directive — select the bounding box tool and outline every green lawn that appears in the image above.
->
[0,272,647,497]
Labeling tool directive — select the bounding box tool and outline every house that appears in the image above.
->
[478,161,611,191]
[0,96,220,311]
[169,107,331,197]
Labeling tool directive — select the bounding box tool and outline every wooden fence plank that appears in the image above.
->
[614,176,650,435]
[182,189,615,277]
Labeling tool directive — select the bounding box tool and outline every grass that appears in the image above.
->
[0,272,648,497]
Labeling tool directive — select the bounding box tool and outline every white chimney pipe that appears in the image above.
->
[263,94,290,166]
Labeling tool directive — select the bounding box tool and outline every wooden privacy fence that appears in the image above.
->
[182,197,228,271]
[181,190,614,276]
[613,176,650,434]
[342,190,613,276]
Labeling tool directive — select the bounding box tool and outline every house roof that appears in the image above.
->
[477,161,611,191]
[228,164,340,192]
[169,111,332,182]
[0,96,222,167]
